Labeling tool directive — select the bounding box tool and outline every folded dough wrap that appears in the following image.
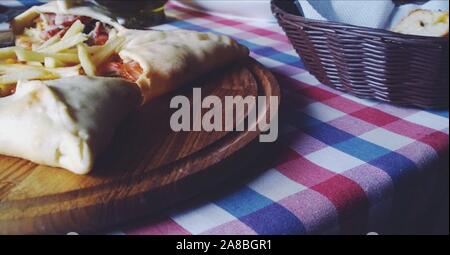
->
[0,76,140,174]
[11,1,250,103]
[119,29,249,102]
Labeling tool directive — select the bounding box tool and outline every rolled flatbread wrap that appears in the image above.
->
[119,29,249,102]
[10,1,249,103]
[0,76,140,174]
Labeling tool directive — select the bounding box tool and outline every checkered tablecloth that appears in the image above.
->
[2,0,449,235]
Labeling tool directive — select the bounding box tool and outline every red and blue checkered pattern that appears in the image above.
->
[3,0,448,235]
[120,2,448,235]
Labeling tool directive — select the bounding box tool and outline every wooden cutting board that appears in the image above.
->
[0,58,280,234]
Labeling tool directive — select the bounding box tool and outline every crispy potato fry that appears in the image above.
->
[15,48,44,62]
[77,43,97,76]
[92,36,125,66]
[40,33,88,54]
[27,61,44,67]
[0,65,58,85]
[10,8,40,34]
[86,45,103,55]
[44,57,65,68]
[51,53,80,64]
[48,65,81,77]
[15,48,80,64]
[36,34,61,51]
[0,58,19,65]
[60,48,79,54]
[0,47,18,60]
[0,64,81,85]
[62,20,85,41]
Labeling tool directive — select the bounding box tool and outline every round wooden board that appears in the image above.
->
[0,58,280,234]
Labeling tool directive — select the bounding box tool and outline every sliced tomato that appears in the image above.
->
[121,61,143,82]
[100,62,122,78]
[41,26,66,40]
[87,22,109,46]
[94,34,109,46]
[98,56,143,82]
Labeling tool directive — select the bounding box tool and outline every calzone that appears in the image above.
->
[0,76,140,174]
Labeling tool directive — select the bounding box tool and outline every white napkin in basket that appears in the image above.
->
[296,0,449,29]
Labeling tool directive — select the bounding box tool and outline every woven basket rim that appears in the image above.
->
[272,0,449,43]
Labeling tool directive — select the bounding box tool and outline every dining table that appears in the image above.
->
[1,0,448,235]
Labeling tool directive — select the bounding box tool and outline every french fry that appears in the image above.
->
[36,34,61,51]
[60,48,79,54]
[15,48,44,62]
[0,64,81,85]
[77,43,97,76]
[27,61,44,67]
[0,64,25,72]
[86,45,104,55]
[48,65,81,77]
[51,53,80,64]
[62,20,85,41]
[44,57,65,68]
[0,65,58,85]
[40,33,88,54]
[15,48,80,64]
[4,58,17,65]
[92,36,125,66]
[0,47,18,60]
[10,8,40,34]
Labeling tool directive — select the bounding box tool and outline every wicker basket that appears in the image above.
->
[272,0,449,109]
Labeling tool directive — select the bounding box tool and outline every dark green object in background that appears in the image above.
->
[95,0,168,28]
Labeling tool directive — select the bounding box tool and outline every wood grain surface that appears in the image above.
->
[0,58,280,234]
